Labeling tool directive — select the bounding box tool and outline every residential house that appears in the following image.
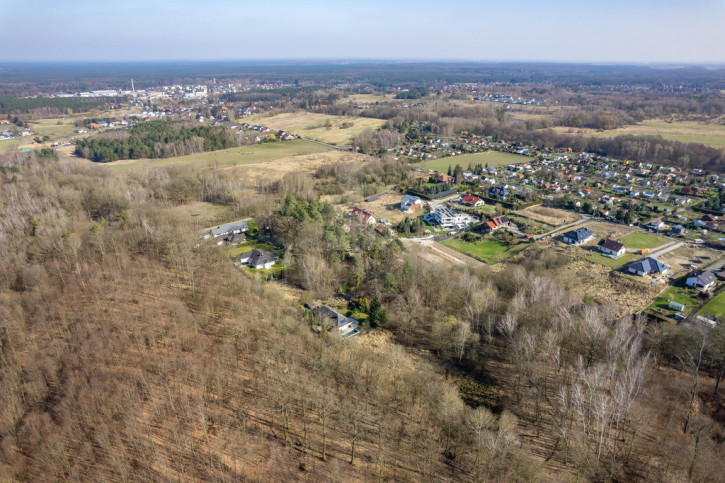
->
[483,215,510,233]
[686,271,717,291]
[238,248,279,269]
[312,305,359,335]
[671,225,686,236]
[434,173,454,184]
[488,186,510,200]
[627,257,670,277]
[561,227,594,246]
[423,206,474,230]
[400,194,422,212]
[461,193,484,207]
[647,219,665,231]
[219,233,246,245]
[351,207,376,225]
[211,220,249,238]
[597,239,626,258]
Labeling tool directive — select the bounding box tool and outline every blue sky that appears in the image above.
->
[2,0,724,63]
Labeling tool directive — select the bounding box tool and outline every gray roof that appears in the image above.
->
[692,271,717,286]
[211,220,249,237]
[629,257,669,274]
[239,248,278,267]
[563,227,594,242]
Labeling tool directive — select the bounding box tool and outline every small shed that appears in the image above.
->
[668,301,685,312]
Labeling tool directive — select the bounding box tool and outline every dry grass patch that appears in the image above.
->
[246,111,387,145]
[516,206,580,226]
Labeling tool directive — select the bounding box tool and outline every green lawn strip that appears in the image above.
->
[441,237,526,264]
[418,151,532,172]
[581,250,636,269]
[618,231,668,250]
[228,239,279,258]
[698,291,725,319]
[647,287,700,315]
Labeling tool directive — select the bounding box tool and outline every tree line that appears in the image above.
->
[74,120,248,162]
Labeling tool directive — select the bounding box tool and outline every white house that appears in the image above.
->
[561,227,594,246]
[238,249,279,269]
[423,207,474,231]
[627,257,670,277]
[312,305,360,336]
[211,220,249,238]
[597,239,626,258]
[686,271,717,291]
[400,194,422,212]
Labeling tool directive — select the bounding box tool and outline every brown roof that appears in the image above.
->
[598,239,624,252]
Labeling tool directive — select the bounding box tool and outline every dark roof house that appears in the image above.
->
[627,257,669,276]
[561,227,594,245]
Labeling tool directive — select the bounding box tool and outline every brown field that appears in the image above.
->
[244,111,387,145]
[583,221,635,241]
[659,245,722,277]
[515,205,580,226]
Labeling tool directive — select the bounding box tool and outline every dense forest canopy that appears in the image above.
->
[74,120,246,162]
[0,95,124,115]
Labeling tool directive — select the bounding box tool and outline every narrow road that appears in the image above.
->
[297,136,351,151]
[647,241,684,260]
[533,216,591,241]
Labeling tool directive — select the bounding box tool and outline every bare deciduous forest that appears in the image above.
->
[1,142,724,481]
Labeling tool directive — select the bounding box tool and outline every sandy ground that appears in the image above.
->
[659,245,723,278]
[516,205,580,226]
[343,191,425,224]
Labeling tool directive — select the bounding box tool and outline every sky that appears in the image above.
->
[2,0,724,64]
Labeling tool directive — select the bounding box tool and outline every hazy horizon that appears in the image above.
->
[2,0,724,64]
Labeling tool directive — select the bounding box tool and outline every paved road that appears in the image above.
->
[646,241,684,260]
[533,216,591,241]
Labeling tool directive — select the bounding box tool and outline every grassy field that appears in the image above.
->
[174,202,231,228]
[244,111,387,145]
[581,251,636,269]
[578,119,725,149]
[699,291,725,319]
[441,238,527,264]
[619,231,668,250]
[648,287,700,315]
[28,118,78,138]
[417,151,532,173]
[0,138,20,153]
[101,140,330,173]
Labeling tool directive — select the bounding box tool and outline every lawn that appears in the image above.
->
[619,231,668,250]
[441,237,527,264]
[589,120,725,149]
[418,151,532,173]
[245,111,387,145]
[228,238,278,258]
[102,139,330,173]
[698,291,725,319]
[28,119,78,138]
[581,251,636,269]
[648,287,700,315]
[0,138,19,153]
